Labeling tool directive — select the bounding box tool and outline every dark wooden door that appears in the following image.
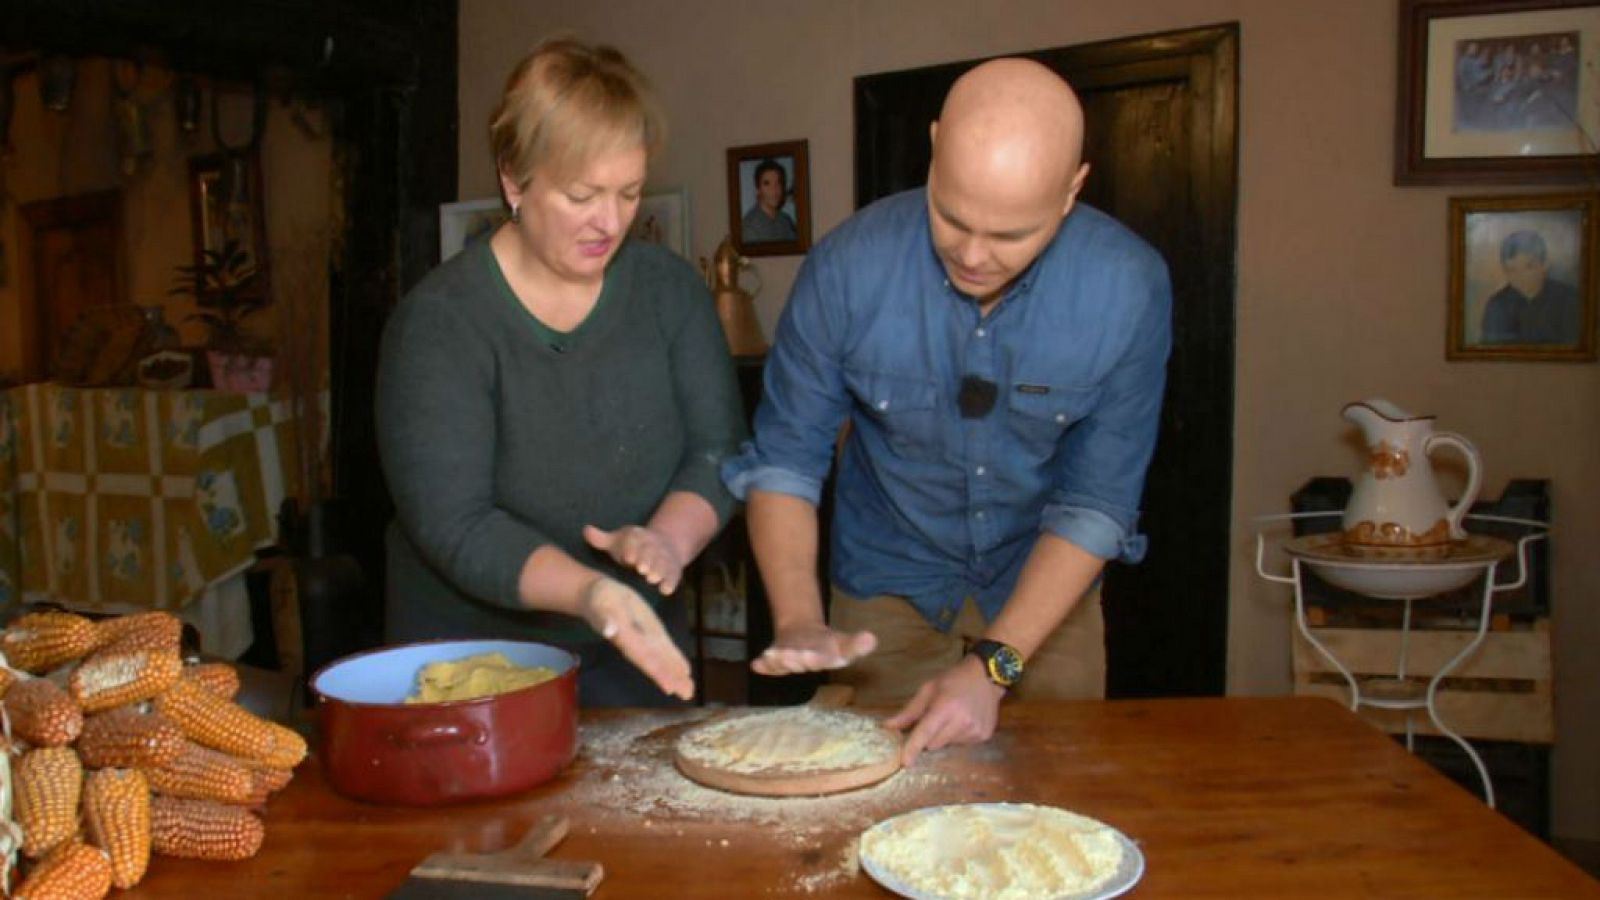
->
[18,190,127,381]
[854,25,1238,696]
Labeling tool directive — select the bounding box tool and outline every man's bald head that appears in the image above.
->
[931,58,1086,209]
[926,59,1090,306]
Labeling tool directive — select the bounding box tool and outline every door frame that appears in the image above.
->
[853,25,1239,696]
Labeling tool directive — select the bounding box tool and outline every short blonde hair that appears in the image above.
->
[489,38,665,190]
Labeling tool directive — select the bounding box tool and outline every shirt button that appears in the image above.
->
[975,510,987,520]
[975,465,987,476]
[1054,413,1067,424]
[877,400,890,411]
[939,609,954,624]
[975,328,986,338]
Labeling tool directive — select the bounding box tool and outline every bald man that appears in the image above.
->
[722,59,1171,764]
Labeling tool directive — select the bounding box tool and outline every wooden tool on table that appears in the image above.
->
[387,814,602,899]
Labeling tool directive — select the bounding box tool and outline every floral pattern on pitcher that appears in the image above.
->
[1367,440,1409,479]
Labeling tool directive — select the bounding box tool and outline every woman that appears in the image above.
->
[376,39,745,705]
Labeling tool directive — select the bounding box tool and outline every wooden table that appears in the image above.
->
[121,697,1598,898]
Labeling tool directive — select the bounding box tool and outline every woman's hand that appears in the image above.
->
[576,576,694,701]
[583,524,686,595]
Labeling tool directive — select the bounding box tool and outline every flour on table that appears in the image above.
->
[676,706,898,774]
[560,711,980,895]
[860,803,1124,900]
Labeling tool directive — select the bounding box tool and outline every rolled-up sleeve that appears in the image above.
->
[1041,258,1172,564]
[721,252,851,505]
[376,297,547,608]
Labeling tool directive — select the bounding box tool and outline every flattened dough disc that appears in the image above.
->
[674,706,902,797]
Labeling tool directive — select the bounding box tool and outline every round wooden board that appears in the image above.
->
[673,711,903,797]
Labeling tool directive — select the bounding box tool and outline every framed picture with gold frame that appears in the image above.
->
[1448,191,1598,360]
[187,151,270,298]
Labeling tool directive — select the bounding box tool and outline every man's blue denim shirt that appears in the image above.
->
[722,188,1172,627]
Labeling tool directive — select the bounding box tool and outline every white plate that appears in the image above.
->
[858,803,1145,900]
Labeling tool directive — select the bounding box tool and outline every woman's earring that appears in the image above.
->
[510,203,521,224]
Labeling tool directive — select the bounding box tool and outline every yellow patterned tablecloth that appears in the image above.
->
[0,383,300,613]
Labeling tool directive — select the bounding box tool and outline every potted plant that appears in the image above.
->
[170,238,274,391]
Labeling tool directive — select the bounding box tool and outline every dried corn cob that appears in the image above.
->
[12,841,112,900]
[2,612,98,674]
[90,612,182,656]
[143,739,254,805]
[257,722,308,771]
[82,769,150,890]
[3,678,84,747]
[15,746,83,858]
[153,678,276,760]
[149,796,264,861]
[69,649,182,714]
[77,707,184,769]
[180,661,241,700]
[244,763,295,806]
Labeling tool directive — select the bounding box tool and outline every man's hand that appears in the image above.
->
[751,622,878,676]
[884,656,1005,767]
[583,524,686,595]
[576,576,694,701]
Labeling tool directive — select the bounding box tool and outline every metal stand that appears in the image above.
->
[1255,513,1548,809]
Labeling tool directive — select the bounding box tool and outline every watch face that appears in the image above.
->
[993,646,1024,684]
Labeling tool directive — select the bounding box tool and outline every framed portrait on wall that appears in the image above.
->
[726,139,812,257]
[1448,191,1597,360]
[439,198,508,262]
[188,151,270,296]
[1396,0,1600,184]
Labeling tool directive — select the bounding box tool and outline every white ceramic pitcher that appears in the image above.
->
[1340,398,1482,547]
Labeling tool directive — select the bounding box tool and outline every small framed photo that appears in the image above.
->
[1448,191,1598,360]
[188,151,270,296]
[439,197,508,262]
[1397,0,1600,185]
[629,187,692,260]
[726,139,812,257]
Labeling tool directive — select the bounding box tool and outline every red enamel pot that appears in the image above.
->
[311,639,578,806]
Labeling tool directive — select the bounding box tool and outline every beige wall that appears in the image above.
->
[0,59,333,390]
[459,0,1600,841]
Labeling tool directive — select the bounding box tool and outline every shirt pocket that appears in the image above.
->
[1005,382,1100,457]
[844,368,941,463]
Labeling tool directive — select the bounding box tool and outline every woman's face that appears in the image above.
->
[502,143,647,284]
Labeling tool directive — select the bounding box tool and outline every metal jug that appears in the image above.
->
[701,236,768,357]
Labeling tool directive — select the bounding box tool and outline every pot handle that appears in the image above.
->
[1426,430,1482,540]
[390,720,488,749]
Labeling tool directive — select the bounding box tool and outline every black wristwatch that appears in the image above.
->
[969,639,1024,689]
